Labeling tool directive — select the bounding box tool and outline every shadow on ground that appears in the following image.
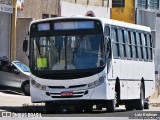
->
[0,86,25,96]
[0,105,126,115]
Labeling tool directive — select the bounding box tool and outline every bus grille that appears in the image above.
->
[48,84,87,89]
[46,90,88,98]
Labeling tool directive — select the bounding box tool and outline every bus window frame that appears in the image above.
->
[107,25,153,63]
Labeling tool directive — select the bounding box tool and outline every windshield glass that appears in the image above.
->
[13,62,30,72]
[31,34,105,71]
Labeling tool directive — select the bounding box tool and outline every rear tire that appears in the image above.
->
[125,100,135,111]
[135,83,144,110]
[144,101,149,109]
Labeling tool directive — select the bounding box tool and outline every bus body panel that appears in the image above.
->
[111,58,155,100]
[30,78,114,103]
[112,59,121,79]
[27,17,155,110]
[30,66,116,103]
[144,80,154,99]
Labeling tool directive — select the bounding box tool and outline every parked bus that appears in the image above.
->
[23,17,155,113]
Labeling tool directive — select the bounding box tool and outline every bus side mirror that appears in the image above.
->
[23,40,28,52]
[23,40,29,59]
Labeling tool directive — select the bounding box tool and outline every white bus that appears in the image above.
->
[23,17,155,113]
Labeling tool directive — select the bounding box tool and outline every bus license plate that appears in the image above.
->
[61,91,73,96]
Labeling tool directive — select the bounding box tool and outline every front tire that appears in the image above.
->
[106,100,116,112]
[83,104,93,113]
[45,102,60,114]
[74,105,83,113]
[22,81,30,96]
[106,91,117,112]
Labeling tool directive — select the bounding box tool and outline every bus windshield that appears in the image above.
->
[29,19,105,79]
[31,34,105,71]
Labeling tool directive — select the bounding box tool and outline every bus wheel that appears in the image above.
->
[125,101,135,111]
[83,105,93,113]
[135,83,144,110]
[106,91,117,112]
[106,99,116,112]
[96,104,103,110]
[45,102,59,114]
[144,101,149,109]
[74,105,83,113]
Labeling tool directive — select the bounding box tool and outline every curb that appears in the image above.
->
[149,98,160,107]
[150,103,160,107]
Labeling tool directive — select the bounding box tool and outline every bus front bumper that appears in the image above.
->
[30,82,112,103]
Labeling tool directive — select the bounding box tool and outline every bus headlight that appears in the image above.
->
[41,85,46,90]
[31,79,36,85]
[31,79,46,91]
[88,83,94,89]
[88,75,106,89]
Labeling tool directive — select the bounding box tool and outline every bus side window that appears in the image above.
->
[111,28,119,58]
[104,26,110,37]
[106,38,111,59]
[118,29,125,58]
[130,32,137,59]
[144,34,148,60]
[149,34,153,60]
[124,30,132,59]
[104,26,111,59]
[146,34,152,61]
[136,33,142,60]
[141,33,147,60]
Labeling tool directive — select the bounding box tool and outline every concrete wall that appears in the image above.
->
[17,0,110,19]
[0,12,11,58]
[62,0,109,7]
[17,0,59,19]
[61,2,111,18]
[136,10,157,31]
[16,18,33,66]
[112,0,135,23]
[155,15,160,96]
[155,16,160,75]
